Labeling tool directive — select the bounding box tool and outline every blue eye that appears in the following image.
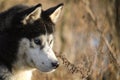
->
[34,38,42,45]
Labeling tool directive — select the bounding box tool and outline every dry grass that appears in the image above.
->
[0,0,120,80]
[56,52,92,79]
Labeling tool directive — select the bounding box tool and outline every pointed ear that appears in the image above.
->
[45,3,64,23]
[22,4,42,24]
[50,4,63,23]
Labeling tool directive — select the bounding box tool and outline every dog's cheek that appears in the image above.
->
[26,48,41,68]
[24,51,34,67]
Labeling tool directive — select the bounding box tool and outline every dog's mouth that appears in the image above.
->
[30,57,59,72]
[40,68,56,73]
[34,63,58,72]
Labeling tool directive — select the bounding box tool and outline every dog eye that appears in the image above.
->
[34,38,42,45]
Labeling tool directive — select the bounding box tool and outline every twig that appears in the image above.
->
[102,35,120,69]
[55,52,92,79]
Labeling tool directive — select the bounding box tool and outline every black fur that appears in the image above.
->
[0,4,55,73]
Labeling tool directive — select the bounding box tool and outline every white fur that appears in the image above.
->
[10,34,57,80]
[10,69,35,80]
[25,34,57,72]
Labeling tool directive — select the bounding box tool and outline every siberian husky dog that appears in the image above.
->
[0,3,63,80]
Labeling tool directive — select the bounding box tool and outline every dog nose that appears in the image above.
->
[51,61,59,69]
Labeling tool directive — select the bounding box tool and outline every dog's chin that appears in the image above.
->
[39,68,56,73]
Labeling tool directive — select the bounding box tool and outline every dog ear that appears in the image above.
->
[21,4,42,24]
[45,3,64,23]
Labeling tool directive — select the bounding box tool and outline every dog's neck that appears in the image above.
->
[10,69,34,80]
[0,65,11,80]
[0,65,35,80]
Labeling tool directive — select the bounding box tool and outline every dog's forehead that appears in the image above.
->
[19,18,55,39]
[40,16,55,34]
[37,34,54,40]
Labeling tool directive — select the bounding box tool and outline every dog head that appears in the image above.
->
[12,3,63,72]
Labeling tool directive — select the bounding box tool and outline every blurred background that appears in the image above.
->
[0,0,120,80]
